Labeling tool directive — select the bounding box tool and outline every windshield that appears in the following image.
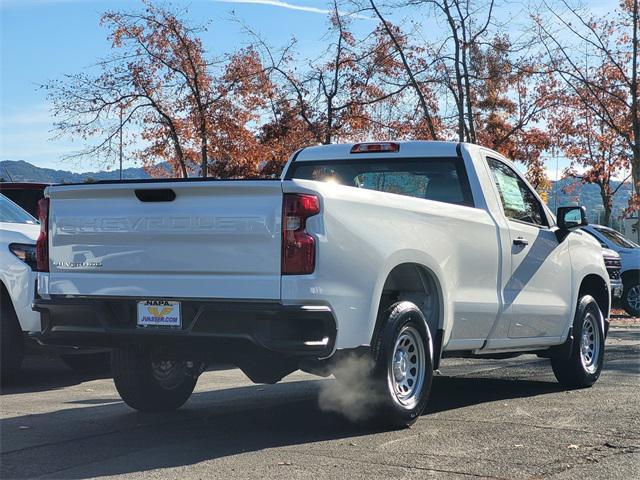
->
[0,194,38,224]
[594,227,638,249]
[583,229,607,248]
[0,187,45,217]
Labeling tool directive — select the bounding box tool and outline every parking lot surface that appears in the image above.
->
[1,327,638,479]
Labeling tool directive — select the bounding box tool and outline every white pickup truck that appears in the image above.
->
[33,141,610,427]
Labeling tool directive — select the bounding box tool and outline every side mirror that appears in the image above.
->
[557,206,588,230]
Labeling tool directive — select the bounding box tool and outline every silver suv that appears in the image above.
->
[582,225,640,316]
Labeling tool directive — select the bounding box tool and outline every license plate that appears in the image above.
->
[137,300,181,328]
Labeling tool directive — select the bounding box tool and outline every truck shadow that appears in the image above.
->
[0,357,234,396]
[1,374,563,479]
[0,355,110,395]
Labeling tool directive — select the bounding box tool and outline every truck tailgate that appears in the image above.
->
[46,180,283,299]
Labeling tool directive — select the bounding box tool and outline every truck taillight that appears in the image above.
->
[282,194,320,275]
[36,197,49,272]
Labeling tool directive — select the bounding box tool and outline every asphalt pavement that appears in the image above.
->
[1,327,638,479]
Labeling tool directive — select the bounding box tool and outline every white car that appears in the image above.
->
[0,193,40,380]
[33,141,609,426]
[0,193,110,380]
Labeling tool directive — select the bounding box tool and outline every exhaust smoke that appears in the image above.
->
[317,354,385,422]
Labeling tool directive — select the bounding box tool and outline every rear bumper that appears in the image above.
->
[32,297,336,358]
[23,334,109,355]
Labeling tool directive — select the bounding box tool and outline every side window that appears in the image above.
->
[486,158,547,227]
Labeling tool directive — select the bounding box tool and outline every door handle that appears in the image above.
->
[513,237,529,247]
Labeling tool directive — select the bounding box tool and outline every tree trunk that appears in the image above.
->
[632,0,640,243]
[199,118,208,178]
[633,147,640,201]
[457,9,476,143]
[325,105,333,145]
[173,139,188,179]
[165,121,188,179]
[175,145,188,179]
[633,145,640,243]
[442,0,465,142]
[462,47,476,143]
[600,184,612,226]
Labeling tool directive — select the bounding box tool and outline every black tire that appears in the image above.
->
[1,295,24,383]
[621,275,640,317]
[60,352,112,374]
[370,301,434,428]
[112,347,197,412]
[551,295,605,388]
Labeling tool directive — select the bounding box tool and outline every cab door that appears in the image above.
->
[485,158,572,338]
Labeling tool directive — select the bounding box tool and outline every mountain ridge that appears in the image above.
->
[0,160,154,184]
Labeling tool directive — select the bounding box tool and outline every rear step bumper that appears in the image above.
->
[32,297,336,358]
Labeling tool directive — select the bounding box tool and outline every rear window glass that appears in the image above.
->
[0,194,38,224]
[288,158,474,207]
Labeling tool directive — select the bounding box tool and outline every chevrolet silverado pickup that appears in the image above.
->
[32,141,610,427]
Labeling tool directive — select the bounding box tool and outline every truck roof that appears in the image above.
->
[295,141,462,162]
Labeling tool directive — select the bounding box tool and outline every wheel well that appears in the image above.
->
[0,281,11,308]
[1,281,20,320]
[0,280,20,323]
[377,264,440,330]
[579,274,609,317]
[375,263,442,363]
[621,269,640,286]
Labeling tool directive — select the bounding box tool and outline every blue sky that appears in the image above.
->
[0,0,619,176]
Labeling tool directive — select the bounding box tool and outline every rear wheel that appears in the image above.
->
[370,301,433,428]
[112,347,198,411]
[1,296,24,383]
[551,295,605,388]
[60,352,111,374]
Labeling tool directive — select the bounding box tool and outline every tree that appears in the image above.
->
[551,61,631,225]
[253,1,411,153]
[202,48,272,178]
[256,94,319,176]
[46,1,268,178]
[470,35,556,191]
[103,3,217,176]
[535,0,639,225]
[366,0,553,190]
[366,0,440,139]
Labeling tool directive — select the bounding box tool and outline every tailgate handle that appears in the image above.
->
[135,189,176,202]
